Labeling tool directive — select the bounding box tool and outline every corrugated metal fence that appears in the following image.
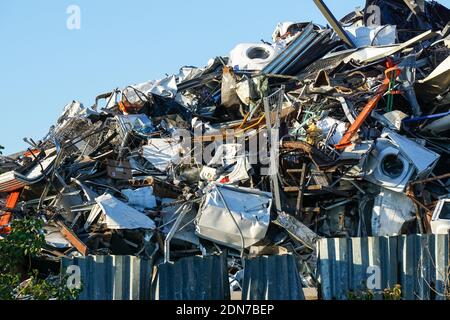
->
[242,255,305,300]
[153,254,230,300]
[318,234,450,300]
[62,236,449,300]
[61,255,153,300]
[61,253,307,300]
[61,254,230,300]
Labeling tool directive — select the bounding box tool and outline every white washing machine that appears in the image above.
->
[229,43,279,71]
[365,138,414,192]
[431,199,450,234]
[364,129,440,192]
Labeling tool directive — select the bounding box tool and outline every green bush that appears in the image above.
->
[347,285,402,300]
[0,217,80,300]
[0,217,45,271]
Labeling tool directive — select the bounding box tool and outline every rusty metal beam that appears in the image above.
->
[410,172,450,186]
[57,221,89,256]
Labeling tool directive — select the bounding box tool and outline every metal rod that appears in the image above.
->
[295,162,308,218]
[312,0,356,48]
[164,203,190,263]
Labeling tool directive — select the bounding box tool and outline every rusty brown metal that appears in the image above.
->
[57,220,89,256]
[282,140,335,168]
[410,172,450,186]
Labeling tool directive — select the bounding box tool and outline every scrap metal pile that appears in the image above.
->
[1,0,450,295]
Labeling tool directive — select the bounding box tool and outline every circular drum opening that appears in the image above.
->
[247,47,271,60]
[381,154,405,178]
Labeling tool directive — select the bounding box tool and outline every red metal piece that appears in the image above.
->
[335,64,401,150]
[0,191,21,235]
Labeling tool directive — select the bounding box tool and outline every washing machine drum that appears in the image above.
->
[365,144,414,192]
[229,43,278,71]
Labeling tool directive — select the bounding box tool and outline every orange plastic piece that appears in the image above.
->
[0,191,20,235]
[335,64,401,150]
[119,100,144,115]
[23,150,40,157]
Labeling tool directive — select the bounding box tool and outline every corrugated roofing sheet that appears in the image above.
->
[318,234,449,300]
[153,254,230,300]
[0,171,27,193]
[242,254,305,300]
[61,255,153,300]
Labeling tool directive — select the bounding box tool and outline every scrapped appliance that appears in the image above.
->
[431,199,450,234]
[195,183,272,250]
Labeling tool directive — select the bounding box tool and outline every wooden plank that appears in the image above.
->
[57,221,88,256]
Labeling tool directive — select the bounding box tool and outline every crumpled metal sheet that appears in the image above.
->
[121,187,157,211]
[58,101,98,121]
[416,55,450,103]
[123,75,178,102]
[371,188,416,236]
[221,67,241,108]
[94,193,155,230]
[344,25,397,47]
[273,212,319,250]
[142,138,182,172]
[195,183,272,250]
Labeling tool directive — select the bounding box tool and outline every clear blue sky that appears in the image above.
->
[1,0,449,154]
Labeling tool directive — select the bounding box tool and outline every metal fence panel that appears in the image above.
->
[318,234,449,300]
[242,254,305,300]
[61,255,153,300]
[153,254,230,300]
[435,234,449,300]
